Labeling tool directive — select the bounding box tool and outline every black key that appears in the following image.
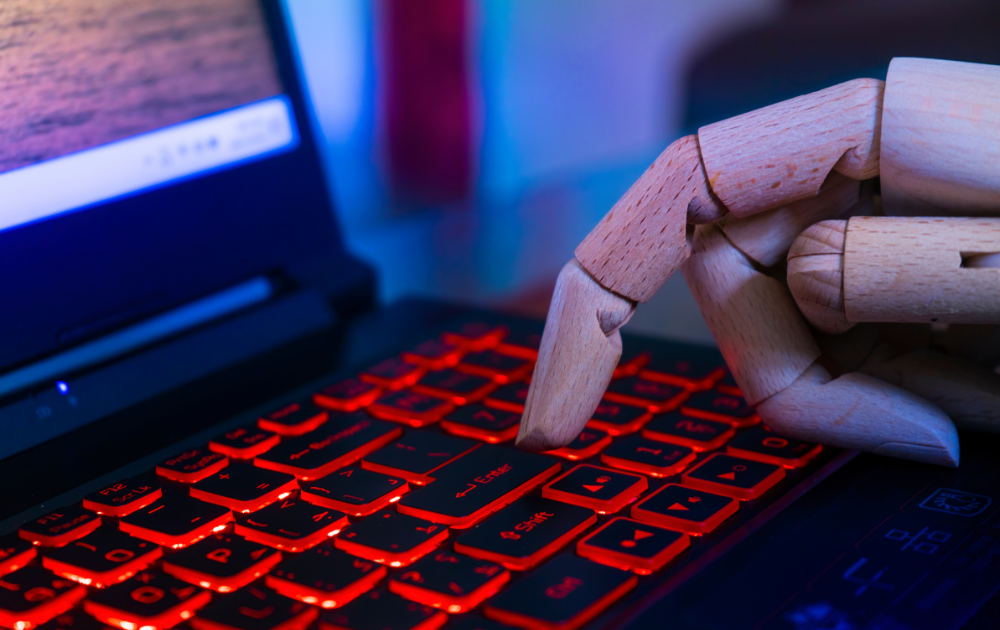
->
[360,358,425,390]
[41,528,162,588]
[189,465,298,513]
[496,326,543,360]
[334,510,448,568]
[716,371,742,397]
[453,496,595,570]
[642,412,734,451]
[189,584,318,630]
[544,428,611,461]
[83,571,211,630]
[19,505,101,547]
[639,355,726,390]
[681,453,785,500]
[604,377,687,412]
[362,433,479,485]
[442,321,506,351]
[259,401,329,437]
[209,425,280,460]
[255,415,402,480]
[366,391,456,428]
[36,611,114,630]
[411,370,496,405]
[120,492,232,549]
[586,400,652,436]
[613,348,650,378]
[82,475,163,517]
[156,447,229,483]
[389,550,509,613]
[234,497,349,552]
[440,404,520,444]
[0,566,86,629]
[300,467,409,517]
[266,546,386,609]
[401,340,462,371]
[483,382,530,413]
[483,555,637,630]
[319,589,447,630]
[0,533,36,576]
[542,464,648,515]
[456,351,533,384]
[726,425,822,468]
[162,533,281,592]
[681,390,759,428]
[576,517,689,574]
[397,444,561,528]
[630,483,739,535]
[600,434,696,478]
[314,378,383,413]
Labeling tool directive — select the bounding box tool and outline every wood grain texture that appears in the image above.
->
[516,259,636,451]
[0,0,281,174]
[881,58,1000,217]
[786,219,851,334]
[681,224,820,405]
[698,78,883,218]
[574,134,726,303]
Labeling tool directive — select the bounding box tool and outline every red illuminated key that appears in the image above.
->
[254,415,402,481]
[189,465,298,514]
[456,351,532,385]
[389,550,509,613]
[41,529,162,588]
[266,546,386,609]
[442,322,506,351]
[576,517,689,575]
[612,349,650,379]
[210,425,280,460]
[440,405,520,444]
[586,401,652,436]
[234,497,349,552]
[83,475,163,518]
[334,510,448,568]
[156,448,228,484]
[604,377,687,412]
[0,534,36,576]
[35,611,111,630]
[544,428,611,461]
[483,555,637,630]
[300,467,409,517]
[319,590,447,630]
[119,493,232,549]
[19,506,101,548]
[402,340,463,371]
[542,465,647,515]
[84,571,211,630]
[600,435,695,478]
[162,533,281,593]
[366,391,455,428]
[681,390,759,428]
[726,426,821,468]
[452,496,595,571]
[360,358,425,390]
[190,585,317,630]
[411,370,496,406]
[483,381,530,414]
[315,379,383,413]
[0,566,86,630]
[496,327,543,361]
[641,412,734,452]
[715,372,742,397]
[682,453,785,500]
[639,356,726,391]
[362,433,479,485]
[631,484,739,535]
[259,402,329,437]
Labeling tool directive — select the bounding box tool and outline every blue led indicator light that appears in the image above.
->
[56,381,69,394]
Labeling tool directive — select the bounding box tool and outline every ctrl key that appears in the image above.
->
[484,555,637,630]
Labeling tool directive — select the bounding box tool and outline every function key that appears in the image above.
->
[642,412,734,452]
[453,496,595,571]
[483,381,530,414]
[0,566,86,630]
[604,377,687,413]
[388,550,509,613]
[412,370,496,406]
[334,510,448,568]
[631,484,739,535]
[366,391,455,428]
[726,426,821,468]
[576,517,689,575]
[0,533,36,576]
[83,475,162,517]
[119,492,232,549]
[402,340,463,371]
[84,571,211,630]
[542,465,647,515]
[639,355,726,391]
[19,505,101,547]
[396,445,560,528]
[319,589,447,630]
[210,425,280,460]
[266,546,385,609]
[715,372,742,397]
[496,327,542,361]
[456,351,533,385]
[681,453,785,501]
[442,322,507,351]
[190,465,298,514]
[300,467,409,517]
[156,448,229,484]
[235,497,349,552]
[362,433,479,485]
[613,349,650,379]
[680,390,759,428]
[483,555,637,630]
[259,402,329,437]
[190,585,317,630]
[544,428,611,461]
[315,379,382,413]
[600,435,695,478]
[360,358,425,391]
[441,405,520,444]
[254,415,401,481]
[41,528,162,588]
[586,401,652,436]
[162,533,281,593]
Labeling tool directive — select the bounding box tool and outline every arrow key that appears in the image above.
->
[630,484,739,535]
[542,465,648,515]
[681,453,784,501]
[577,517,690,574]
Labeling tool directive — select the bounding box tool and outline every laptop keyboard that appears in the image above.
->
[1,317,830,630]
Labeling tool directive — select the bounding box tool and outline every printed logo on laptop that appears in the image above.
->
[918,488,991,517]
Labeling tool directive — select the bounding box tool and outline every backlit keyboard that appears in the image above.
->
[0,316,833,630]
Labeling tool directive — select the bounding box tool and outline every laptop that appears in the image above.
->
[1,2,998,629]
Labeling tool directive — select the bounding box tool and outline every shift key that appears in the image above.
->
[397,445,561,528]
